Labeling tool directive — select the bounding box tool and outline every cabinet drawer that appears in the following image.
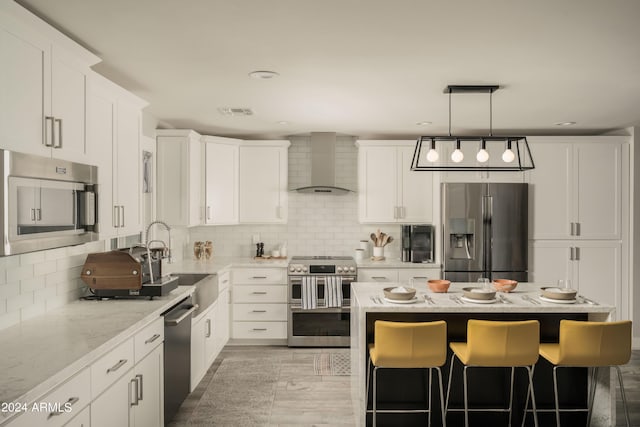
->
[63,405,90,427]
[398,268,441,283]
[233,268,286,284]
[90,337,135,399]
[9,368,90,427]
[233,303,287,321]
[233,285,287,303]
[358,269,399,282]
[232,321,287,339]
[134,316,164,364]
[218,270,231,291]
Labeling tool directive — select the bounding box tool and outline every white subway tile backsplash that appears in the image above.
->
[0,282,20,299]
[20,278,45,294]
[6,265,34,283]
[19,251,45,265]
[34,286,57,302]
[7,293,34,312]
[34,260,57,277]
[21,300,45,322]
[0,311,20,331]
[45,247,68,261]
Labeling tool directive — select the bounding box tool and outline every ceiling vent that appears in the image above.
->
[217,107,254,116]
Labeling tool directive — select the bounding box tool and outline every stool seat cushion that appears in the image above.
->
[369,320,447,368]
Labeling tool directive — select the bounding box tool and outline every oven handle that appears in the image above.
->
[289,306,350,313]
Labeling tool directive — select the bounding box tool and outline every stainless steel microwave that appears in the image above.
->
[0,150,98,256]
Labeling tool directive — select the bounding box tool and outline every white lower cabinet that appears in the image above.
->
[64,405,90,427]
[131,345,163,427]
[90,367,133,427]
[358,267,441,283]
[231,267,288,341]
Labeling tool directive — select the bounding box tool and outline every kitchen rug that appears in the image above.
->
[313,353,351,376]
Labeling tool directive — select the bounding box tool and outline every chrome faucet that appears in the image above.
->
[145,220,172,263]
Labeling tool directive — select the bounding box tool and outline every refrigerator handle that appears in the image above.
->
[483,195,493,276]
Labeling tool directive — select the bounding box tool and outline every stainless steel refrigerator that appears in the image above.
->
[442,183,528,282]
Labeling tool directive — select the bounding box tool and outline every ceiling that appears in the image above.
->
[15,0,640,139]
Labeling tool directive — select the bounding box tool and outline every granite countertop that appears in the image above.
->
[352,282,614,314]
[0,285,194,419]
[356,258,441,269]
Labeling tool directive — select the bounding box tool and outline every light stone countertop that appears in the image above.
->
[163,256,288,274]
[356,258,441,269]
[0,285,194,420]
[352,282,615,314]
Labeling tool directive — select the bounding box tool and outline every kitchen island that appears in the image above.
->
[350,282,616,427]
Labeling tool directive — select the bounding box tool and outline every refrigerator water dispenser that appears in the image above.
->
[449,218,475,260]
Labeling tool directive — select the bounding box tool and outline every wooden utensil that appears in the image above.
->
[370,233,377,245]
[386,236,393,245]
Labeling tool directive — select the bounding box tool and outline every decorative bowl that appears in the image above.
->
[493,279,518,293]
[462,286,496,301]
[383,286,416,301]
[428,279,451,293]
[540,287,577,300]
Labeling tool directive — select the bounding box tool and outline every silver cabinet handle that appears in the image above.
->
[412,276,428,279]
[107,358,128,374]
[113,205,119,228]
[31,208,36,221]
[252,276,267,279]
[36,208,41,221]
[47,396,79,419]
[570,247,575,261]
[54,118,63,148]
[121,206,125,227]
[401,206,406,219]
[371,276,387,280]
[136,374,143,402]
[130,377,139,406]
[144,333,161,344]
[206,206,211,220]
[206,319,212,338]
[575,247,580,261]
[165,304,198,326]
[44,116,55,147]
[576,222,581,236]
[222,279,229,284]
[252,328,267,331]
[251,310,267,313]
[251,291,267,295]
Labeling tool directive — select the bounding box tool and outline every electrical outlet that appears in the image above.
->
[252,234,261,244]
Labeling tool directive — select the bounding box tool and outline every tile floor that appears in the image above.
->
[169,346,639,426]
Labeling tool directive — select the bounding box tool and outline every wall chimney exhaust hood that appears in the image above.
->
[293,132,353,194]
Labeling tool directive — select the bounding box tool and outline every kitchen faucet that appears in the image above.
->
[145,220,172,263]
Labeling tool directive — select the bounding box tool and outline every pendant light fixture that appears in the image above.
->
[410,85,535,172]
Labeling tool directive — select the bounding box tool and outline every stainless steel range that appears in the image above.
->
[287,256,356,347]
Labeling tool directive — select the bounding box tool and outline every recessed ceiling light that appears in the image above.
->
[554,121,576,126]
[248,70,279,80]
[217,107,254,116]
[416,121,432,126]
[277,121,289,125]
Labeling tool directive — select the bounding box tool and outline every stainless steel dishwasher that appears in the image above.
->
[163,295,197,426]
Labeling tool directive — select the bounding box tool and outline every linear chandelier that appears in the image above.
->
[410,85,535,172]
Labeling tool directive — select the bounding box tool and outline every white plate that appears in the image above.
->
[383,297,419,304]
[460,296,497,304]
[539,295,577,304]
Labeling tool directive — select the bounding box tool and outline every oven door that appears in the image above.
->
[287,306,350,347]
[289,275,354,306]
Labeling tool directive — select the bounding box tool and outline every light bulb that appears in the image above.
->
[426,148,439,162]
[502,148,515,163]
[451,148,464,163]
[476,148,489,163]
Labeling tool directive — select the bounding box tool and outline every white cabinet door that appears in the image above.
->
[574,143,621,239]
[358,145,397,223]
[398,145,434,223]
[91,368,133,427]
[527,142,573,239]
[239,143,288,223]
[50,48,87,163]
[115,100,141,236]
[204,303,218,367]
[574,241,620,308]
[0,26,50,157]
[204,138,240,224]
[215,287,230,349]
[528,241,572,285]
[190,314,206,392]
[157,130,203,227]
[132,345,163,427]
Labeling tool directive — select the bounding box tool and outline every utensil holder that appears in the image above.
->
[373,246,384,258]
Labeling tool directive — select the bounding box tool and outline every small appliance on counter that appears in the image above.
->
[401,224,435,263]
[81,245,178,298]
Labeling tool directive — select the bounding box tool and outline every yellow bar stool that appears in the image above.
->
[535,319,632,427]
[445,319,540,427]
[367,320,448,427]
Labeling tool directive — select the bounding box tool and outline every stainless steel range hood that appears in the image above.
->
[293,132,353,194]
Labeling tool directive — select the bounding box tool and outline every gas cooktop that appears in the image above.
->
[288,256,356,275]
[290,256,353,261]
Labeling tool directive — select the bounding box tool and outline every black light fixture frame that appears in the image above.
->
[410,85,535,172]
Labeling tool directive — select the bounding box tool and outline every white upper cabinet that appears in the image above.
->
[239,141,289,224]
[87,72,147,238]
[0,2,100,162]
[157,130,204,227]
[527,137,624,240]
[203,136,241,225]
[357,141,435,224]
